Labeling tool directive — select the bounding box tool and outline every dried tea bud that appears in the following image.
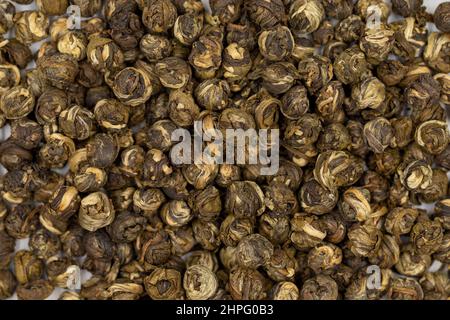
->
[209,0,240,24]
[266,159,303,191]
[0,1,14,34]
[284,113,322,147]
[403,142,434,165]
[236,234,274,269]
[29,228,61,260]
[433,73,450,106]
[87,36,124,72]
[0,39,33,69]
[36,0,68,16]
[195,79,230,111]
[167,225,195,255]
[229,267,267,300]
[58,105,96,141]
[14,11,49,44]
[140,149,173,188]
[263,247,296,282]
[290,213,326,250]
[0,229,15,269]
[405,74,440,110]
[219,214,253,247]
[189,35,223,79]
[300,178,338,215]
[298,56,333,96]
[314,151,364,190]
[108,9,144,51]
[35,88,68,124]
[387,277,424,300]
[320,213,346,244]
[356,0,391,21]
[188,186,222,221]
[307,243,342,273]
[377,60,408,86]
[347,224,382,257]
[390,117,413,149]
[288,0,324,34]
[0,63,20,94]
[132,188,165,217]
[435,2,450,32]
[335,15,364,43]
[414,120,449,155]
[385,207,418,237]
[339,187,371,222]
[313,20,334,45]
[411,219,444,255]
[49,17,69,42]
[322,0,353,19]
[14,250,43,285]
[168,89,200,127]
[317,123,351,152]
[57,31,87,61]
[73,166,107,193]
[280,85,309,120]
[264,182,298,217]
[334,46,370,85]
[144,268,182,300]
[182,163,218,190]
[38,53,79,89]
[86,134,119,168]
[0,85,34,120]
[112,67,153,106]
[142,0,177,34]
[214,164,241,188]
[17,280,54,300]
[360,25,395,64]
[0,270,17,300]
[368,234,400,268]
[192,219,221,251]
[258,25,294,61]
[140,34,172,61]
[70,0,102,17]
[246,0,285,29]
[46,185,80,222]
[423,33,450,73]
[225,181,265,219]
[322,40,347,61]
[397,160,433,191]
[370,148,401,177]
[78,192,116,232]
[300,274,338,300]
[155,57,191,89]
[173,13,203,45]
[418,169,448,203]
[222,43,251,81]
[364,117,395,153]
[345,268,392,300]
[10,118,43,150]
[183,265,218,300]
[395,244,431,277]
[108,211,146,243]
[352,77,386,111]
[271,282,299,300]
[314,81,345,123]
[160,200,192,227]
[419,272,450,300]
[39,133,76,168]
[391,0,424,17]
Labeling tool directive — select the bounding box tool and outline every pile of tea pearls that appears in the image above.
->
[0,0,450,300]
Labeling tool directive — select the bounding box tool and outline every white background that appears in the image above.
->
[1,0,448,299]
